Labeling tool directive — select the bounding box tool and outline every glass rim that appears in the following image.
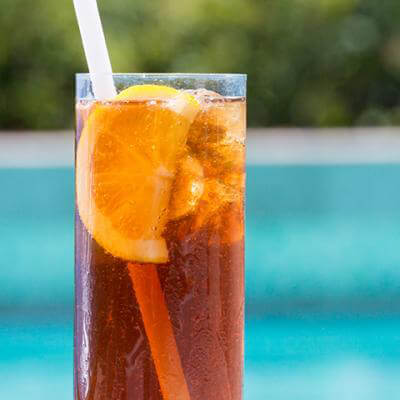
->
[76,73,246,99]
[76,72,247,79]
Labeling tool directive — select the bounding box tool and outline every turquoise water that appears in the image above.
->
[1,166,400,398]
[1,316,400,399]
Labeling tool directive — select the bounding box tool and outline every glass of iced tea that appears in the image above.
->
[75,73,246,400]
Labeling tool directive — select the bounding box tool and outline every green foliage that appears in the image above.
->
[1,0,400,128]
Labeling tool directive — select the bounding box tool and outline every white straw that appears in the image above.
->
[73,0,117,99]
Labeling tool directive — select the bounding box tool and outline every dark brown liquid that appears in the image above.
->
[75,96,245,400]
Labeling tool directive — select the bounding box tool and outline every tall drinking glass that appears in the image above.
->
[75,73,246,400]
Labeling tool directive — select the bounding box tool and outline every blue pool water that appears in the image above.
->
[1,316,400,399]
[1,165,400,398]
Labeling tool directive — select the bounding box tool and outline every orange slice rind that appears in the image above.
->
[116,84,199,122]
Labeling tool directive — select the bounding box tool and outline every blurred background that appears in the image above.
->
[1,0,400,399]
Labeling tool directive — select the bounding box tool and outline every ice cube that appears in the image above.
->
[193,141,245,178]
[187,94,245,151]
[169,154,205,220]
[183,89,223,103]
[191,178,239,228]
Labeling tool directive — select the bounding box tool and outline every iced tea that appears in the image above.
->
[75,76,246,400]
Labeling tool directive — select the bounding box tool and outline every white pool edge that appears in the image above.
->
[1,128,400,167]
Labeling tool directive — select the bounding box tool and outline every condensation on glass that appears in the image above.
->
[75,73,246,400]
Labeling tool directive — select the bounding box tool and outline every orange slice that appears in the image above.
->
[76,85,199,263]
